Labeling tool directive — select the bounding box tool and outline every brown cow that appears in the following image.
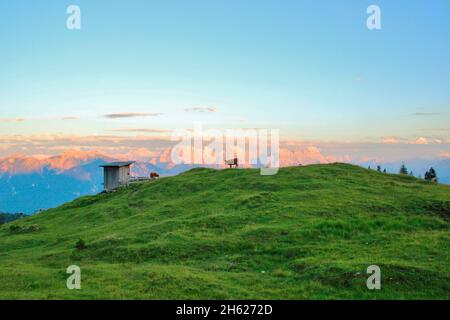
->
[225,158,238,168]
[150,172,160,179]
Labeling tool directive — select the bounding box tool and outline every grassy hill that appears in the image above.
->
[0,163,449,299]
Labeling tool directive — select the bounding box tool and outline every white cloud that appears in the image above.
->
[184,107,218,113]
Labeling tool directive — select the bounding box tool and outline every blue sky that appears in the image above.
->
[0,0,449,143]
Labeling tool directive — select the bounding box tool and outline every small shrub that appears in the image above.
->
[9,225,22,233]
[28,224,40,232]
[8,224,40,233]
[272,268,291,278]
[76,239,87,251]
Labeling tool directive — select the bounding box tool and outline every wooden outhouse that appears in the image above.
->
[100,161,135,192]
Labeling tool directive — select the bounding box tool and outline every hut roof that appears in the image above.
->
[100,161,135,168]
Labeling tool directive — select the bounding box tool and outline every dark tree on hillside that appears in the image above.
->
[425,167,438,183]
[383,169,387,173]
[377,165,381,172]
[399,163,408,175]
[0,212,25,224]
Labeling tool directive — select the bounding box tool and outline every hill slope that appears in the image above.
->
[0,163,449,299]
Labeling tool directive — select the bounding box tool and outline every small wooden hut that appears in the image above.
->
[100,161,135,192]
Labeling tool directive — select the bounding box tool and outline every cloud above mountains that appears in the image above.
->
[103,112,162,119]
[61,116,79,120]
[381,136,446,145]
[413,137,429,145]
[0,118,26,123]
[382,136,401,144]
[184,107,218,113]
[108,128,171,133]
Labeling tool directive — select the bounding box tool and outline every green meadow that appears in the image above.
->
[0,163,449,299]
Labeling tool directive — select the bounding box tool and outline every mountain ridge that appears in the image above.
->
[1,150,449,214]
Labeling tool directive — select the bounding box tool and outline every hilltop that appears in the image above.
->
[0,163,449,299]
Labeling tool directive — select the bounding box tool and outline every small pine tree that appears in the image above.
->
[399,163,408,175]
[429,167,437,181]
[425,167,438,183]
[377,165,381,172]
[383,169,387,173]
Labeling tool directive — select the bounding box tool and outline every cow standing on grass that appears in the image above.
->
[150,172,160,179]
[225,158,238,168]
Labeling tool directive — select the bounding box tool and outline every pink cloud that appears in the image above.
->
[413,137,428,145]
[108,128,170,134]
[382,136,399,144]
[0,118,25,123]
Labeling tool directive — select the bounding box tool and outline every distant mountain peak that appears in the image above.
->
[47,150,111,172]
[0,150,112,175]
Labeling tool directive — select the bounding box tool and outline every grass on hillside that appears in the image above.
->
[0,163,449,299]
